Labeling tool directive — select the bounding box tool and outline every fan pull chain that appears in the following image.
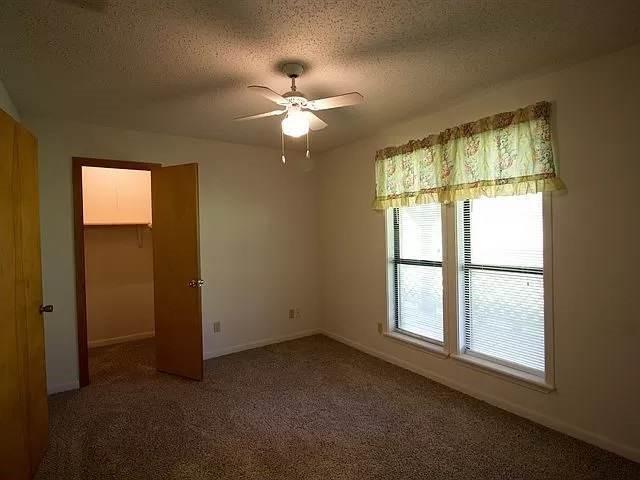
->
[281,129,286,164]
[306,131,310,159]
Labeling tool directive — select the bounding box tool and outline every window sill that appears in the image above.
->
[383,331,449,359]
[451,353,555,393]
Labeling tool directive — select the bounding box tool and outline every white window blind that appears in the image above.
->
[392,204,444,343]
[457,193,545,374]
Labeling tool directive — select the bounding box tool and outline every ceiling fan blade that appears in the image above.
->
[307,92,364,111]
[234,110,286,122]
[248,85,288,105]
[307,112,328,131]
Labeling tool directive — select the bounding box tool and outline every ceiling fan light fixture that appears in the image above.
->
[281,109,309,138]
[235,63,363,162]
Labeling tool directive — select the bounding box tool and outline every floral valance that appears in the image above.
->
[373,101,566,209]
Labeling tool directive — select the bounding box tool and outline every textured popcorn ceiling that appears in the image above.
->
[1,0,639,152]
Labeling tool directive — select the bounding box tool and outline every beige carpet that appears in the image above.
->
[36,335,639,479]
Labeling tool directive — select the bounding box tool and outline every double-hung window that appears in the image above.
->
[387,193,552,386]
[379,102,560,388]
[390,204,444,344]
[456,193,547,376]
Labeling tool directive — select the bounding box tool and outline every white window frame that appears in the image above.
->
[384,194,555,391]
[384,205,449,358]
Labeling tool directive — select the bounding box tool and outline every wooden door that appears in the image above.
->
[15,124,49,474]
[151,163,203,380]
[0,110,48,479]
[0,108,31,480]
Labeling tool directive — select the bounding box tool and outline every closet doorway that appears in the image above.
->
[81,161,155,383]
[73,158,204,387]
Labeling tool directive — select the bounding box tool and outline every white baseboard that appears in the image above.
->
[204,329,321,360]
[47,380,80,395]
[88,331,155,348]
[320,329,640,464]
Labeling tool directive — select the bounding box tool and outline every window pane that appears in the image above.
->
[465,270,544,372]
[459,193,546,375]
[399,204,442,261]
[397,264,444,342]
[469,194,543,268]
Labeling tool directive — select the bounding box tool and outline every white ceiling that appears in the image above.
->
[1,0,639,151]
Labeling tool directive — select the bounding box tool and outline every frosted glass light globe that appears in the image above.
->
[281,110,309,138]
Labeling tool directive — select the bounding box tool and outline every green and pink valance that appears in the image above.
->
[373,101,566,209]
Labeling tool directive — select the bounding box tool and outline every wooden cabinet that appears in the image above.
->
[0,108,48,479]
[82,166,152,225]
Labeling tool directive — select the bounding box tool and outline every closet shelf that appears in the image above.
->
[83,222,152,227]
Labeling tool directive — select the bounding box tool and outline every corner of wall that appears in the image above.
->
[0,79,20,121]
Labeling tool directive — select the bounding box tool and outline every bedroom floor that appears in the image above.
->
[36,335,639,479]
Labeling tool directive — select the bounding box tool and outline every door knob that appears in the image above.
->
[188,279,205,288]
[39,304,54,314]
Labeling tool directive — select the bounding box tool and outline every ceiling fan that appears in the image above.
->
[234,63,364,163]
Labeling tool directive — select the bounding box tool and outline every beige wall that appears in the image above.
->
[28,119,320,394]
[84,226,155,347]
[82,167,152,225]
[317,44,640,462]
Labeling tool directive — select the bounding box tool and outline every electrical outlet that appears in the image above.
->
[288,309,295,319]
[213,321,221,333]
[377,322,383,335]
[295,308,301,318]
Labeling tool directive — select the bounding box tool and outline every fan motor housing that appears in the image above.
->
[283,92,307,105]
